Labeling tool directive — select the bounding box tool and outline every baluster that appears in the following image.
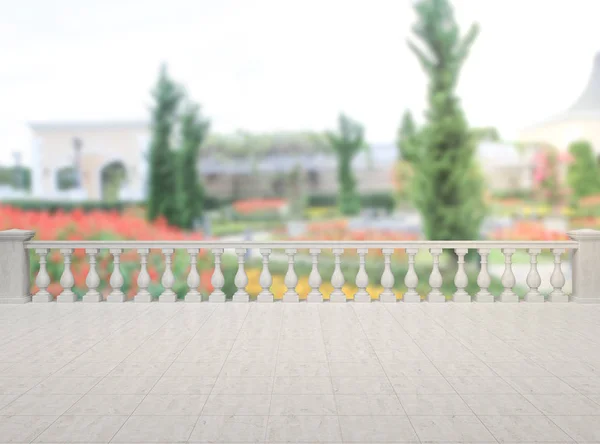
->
[209,248,226,302]
[107,248,125,302]
[427,248,444,302]
[159,248,176,302]
[475,248,493,302]
[549,248,568,302]
[354,248,370,302]
[525,248,543,302]
[380,248,396,303]
[185,248,202,302]
[330,248,346,303]
[403,248,420,302]
[257,248,273,302]
[232,248,249,302]
[307,248,323,303]
[33,248,52,302]
[283,248,299,302]
[83,248,102,302]
[57,248,76,302]
[497,248,518,302]
[135,248,153,303]
[453,248,470,302]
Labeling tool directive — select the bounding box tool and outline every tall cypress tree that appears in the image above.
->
[567,140,600,202]
[327,113,366,216]
[176,103,210,229]
[147,65,182,224]
[403,0,486,242]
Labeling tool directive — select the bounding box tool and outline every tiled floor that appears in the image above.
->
[1,302,600,443]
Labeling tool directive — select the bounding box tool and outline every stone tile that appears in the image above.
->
[28,377,101,395]
[0,377,43,395]
[409,415,496,442]
[548,415,600,442]
[339,415,418,442]
[66,394,145,415]
[446,376,518,394]
[107,361,171,377]
[479,415,575,443]
[461,393,541,415]
[211,377,273,395]
[151,376,216,394]
[201,394,270,415]
[112,415,198,442]
[524,394,600,415]
[0,394,80,416]
[34,415,128,442]
[266,415,342,443]
[332,377,395,395]
[391,376,457,395]
[190,415,268,442]
[562,377,600,394]
[275,361,330,377]
[273,377,333,394]
[503,376,579,395]
[381,360,442,378]
[88,376,160,395]
[133,394,208,415]
[270,394,337,415]
[432,360,496,377]
[489,360,554,377]
[335,394,404,416]
[163,361,225,377]
[0,415,57,442]
[399,394,471,415]
[219,359,276,377]
[328,360,386,377]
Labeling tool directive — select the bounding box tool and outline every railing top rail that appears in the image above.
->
[25,240,579,250]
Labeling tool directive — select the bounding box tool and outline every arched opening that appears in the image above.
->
[100,161,127,202]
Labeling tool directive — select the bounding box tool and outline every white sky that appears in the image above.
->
[0,0,599,166]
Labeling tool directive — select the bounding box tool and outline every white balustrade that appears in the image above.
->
[475,248,493,302]
[380,248,395,303]
[283,248,299,302]
[233,248,249,302]
[330,248,346,303]
[135,248,153,303]
[57,248,76,302]
[427,248,444,303]
[185,248,202,302]
[33,248,52,302]
[403,248,420,302]
[307,248,323,303]
[354,248,370,302]
[257,248,273,302]
[107,248,125,302]
[453,248,470,302]
[549,248,568,302]
[525,248,543,303]
[209,248,226,302]
[498,248,518,302]
[159,248,176,302]
[83,248,101,303]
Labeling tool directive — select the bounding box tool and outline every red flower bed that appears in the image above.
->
[232,198,287,214]
[489,221,568,241]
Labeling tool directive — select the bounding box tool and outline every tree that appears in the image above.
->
[327,113,366,215]
[176,103,210,229]
[401,0,487,243]
[147,64,182,225]
[567,140,600,202]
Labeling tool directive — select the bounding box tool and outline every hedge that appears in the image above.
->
[307,192,396,213]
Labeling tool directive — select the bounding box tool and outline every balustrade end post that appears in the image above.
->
[568,229,600,303]
[0,229,35,304]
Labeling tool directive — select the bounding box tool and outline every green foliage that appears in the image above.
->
[2,200,143,213]
[56,167,78,190]
[0,166,31,190]
[327,114,366,216]
[307,192,395,213]
[401,0,487,242]
[176,103,210,229]
[397,110,418,162]
[147,64,183,225]
[567,140,600,201]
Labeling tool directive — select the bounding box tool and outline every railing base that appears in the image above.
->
[524,292,544,303]
[307,293,323,303]
[57,292,77,303]
[380,294,396,303]
[257,293,274,303]
[0,295,31,304]
[82,293,103,303]
[570,296,598,303]
[184,294,203,302]
[209,292,226,303]
[107,293,126,303]
[232,293,250,303]
[453,294,472,303]
[282,294,300,303]
[135,294,154,303]
[32,292,53,303]
[403,294,421,303]
[427,293,446,303]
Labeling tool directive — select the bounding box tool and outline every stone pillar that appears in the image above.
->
[568,229,600,303]
[0,229,35,304]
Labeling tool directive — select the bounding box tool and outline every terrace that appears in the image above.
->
[1,228,600,442]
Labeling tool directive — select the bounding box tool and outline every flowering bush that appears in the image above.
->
[232,198,287,215]
[489,221,568,241]
[532,147,572,206]
[0,205,212,300]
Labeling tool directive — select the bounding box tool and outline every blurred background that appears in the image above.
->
[1,0,599,300]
